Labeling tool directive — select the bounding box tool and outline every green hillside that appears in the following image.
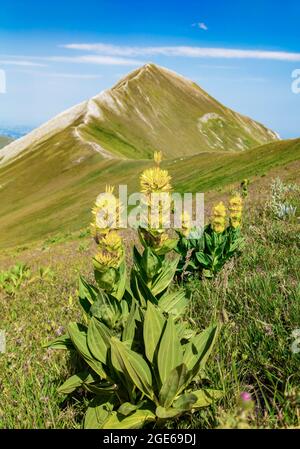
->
[0,137,299,248]
[79,64,279,158]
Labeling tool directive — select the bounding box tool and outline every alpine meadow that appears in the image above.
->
[0,3,300,432]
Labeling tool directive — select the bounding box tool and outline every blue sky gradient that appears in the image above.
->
[0,0,299,138]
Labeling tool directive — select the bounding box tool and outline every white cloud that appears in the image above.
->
[192,22,208,30]
[18,70,103,79]
[47,55,144,66]
[0,59,47,67]
[62,42,300,62]
[44,72,102,79]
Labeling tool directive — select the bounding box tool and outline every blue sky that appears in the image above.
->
[0,0,300,138]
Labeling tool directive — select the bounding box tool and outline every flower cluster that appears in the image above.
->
[90,185,124,271]
[229,195,243,229]
[94,231,124,270]
[91,185,123,241]
[210,195,243,233]
[139,151,173,249]
[211,202,226,233]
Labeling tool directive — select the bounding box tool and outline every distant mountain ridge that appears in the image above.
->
[0,135,13,149]
[0,126,32,140]
[0,63,279,166]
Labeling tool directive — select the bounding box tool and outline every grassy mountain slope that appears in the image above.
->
[0,63,278,167]
[0,138,299,248]
[78,64,279,158]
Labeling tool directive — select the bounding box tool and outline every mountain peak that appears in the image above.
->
[0,65,279,166]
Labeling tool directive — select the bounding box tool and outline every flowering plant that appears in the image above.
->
[176,196,244,278]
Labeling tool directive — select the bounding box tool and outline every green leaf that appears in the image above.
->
[114,260,127,300]
[183,324,219,378]
[190,389,223,409]
[159,363,188,408]
[130,270,158,307]
[78,275,99,304]
[158,289,187,317]
[158,317,183,385]
[155,406,181,419]
[68,322,107,378]
[102,409,156,429]
[58,371,94,394]
[94,267,119,292]
[154,238,178,256]
[118,401,147,416]
[141,247,162,280]
[122,299,138,344]
[84,382,117,395]
[87,317,111,364]
[90,291,122,328]
[195,252,210,267]
[144,302,165,363]
[110,338,154,400]
[84,397,115,429]
[151,256,180,296]
[173,393,197,411]
[43,334,73,350]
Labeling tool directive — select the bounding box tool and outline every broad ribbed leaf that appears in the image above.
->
[68,322,106,378]
[87,317,111,364]
[190,389,223,409]
[151,256,180,296]
[114,260,127,300]
[110,338,154,400]
[102,409,155,429]
[58,371,94,394]
[122,299,137,343]
[155,238,178,256]
[195,252,210,267]
[118,401,146,416]
[43,334,73,350]
[158,289,187,317]
[131,270,158,306]
[141,247,162,280]
[155,406,181,419]
[183,324,218,375]
[84,397,114,429]
[157,317,183,385]
[144,302,165,363]
[173,393,197,411]
[159,363,188,408]
[79,275,99,300]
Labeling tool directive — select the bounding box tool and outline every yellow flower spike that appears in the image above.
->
[212,223,226,233]
[94,251,120,269]
[154,150,162,166]
[230,217,242,229]
[140,167,172,195]
[229,194,243,229]
[100,231,123,253]
[92,185,124,234]
[211,201,226,233]
[213,202,226,218]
